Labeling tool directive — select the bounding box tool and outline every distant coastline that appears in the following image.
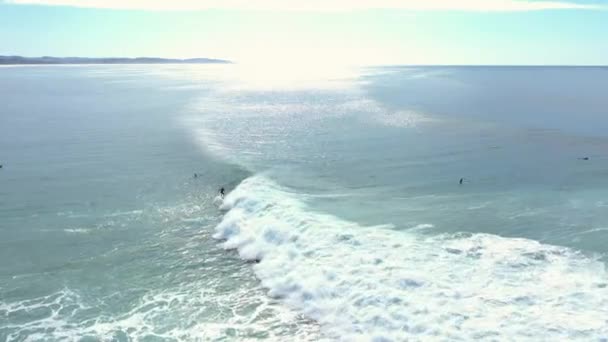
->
[0,55,232,65]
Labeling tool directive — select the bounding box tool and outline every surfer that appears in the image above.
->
[219,187,225,198]
[459,178,464,185]
[578,157,589,161]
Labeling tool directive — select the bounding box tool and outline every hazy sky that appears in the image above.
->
[1,0,607,65]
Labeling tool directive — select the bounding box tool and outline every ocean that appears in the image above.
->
[1,65,607,341]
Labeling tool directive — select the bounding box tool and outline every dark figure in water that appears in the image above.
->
[194,173,198,178]
[459,178,464,185]
[578,157,590,161]
[220,187,225,197]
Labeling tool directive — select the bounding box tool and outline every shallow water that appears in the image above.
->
[1,65,607,341]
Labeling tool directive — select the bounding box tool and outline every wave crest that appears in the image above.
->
[215,176,608,340]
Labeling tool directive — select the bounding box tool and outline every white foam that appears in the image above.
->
[215,176,608,341]
[105,209,144,218]
[579,227,608,235]
[408,223,434,231]
[63,228,91,234]
[213,195,225,207]
[0,284,320,341]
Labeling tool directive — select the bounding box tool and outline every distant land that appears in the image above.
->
[0,56,232,65]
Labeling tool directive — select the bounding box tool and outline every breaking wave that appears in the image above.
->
[214,176,608,341]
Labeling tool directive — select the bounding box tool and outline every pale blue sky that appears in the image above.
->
[0,0,606,65]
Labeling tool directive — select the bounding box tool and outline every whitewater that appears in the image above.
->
[1,65,608,341]
[216,176,607,340]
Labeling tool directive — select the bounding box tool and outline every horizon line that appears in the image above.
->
[1,56,607,68]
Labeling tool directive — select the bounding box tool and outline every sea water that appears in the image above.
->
[1,65,607,341]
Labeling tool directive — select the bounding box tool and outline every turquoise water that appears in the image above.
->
[1,65,607,341]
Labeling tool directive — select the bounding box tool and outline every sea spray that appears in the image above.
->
[215,176,608,340]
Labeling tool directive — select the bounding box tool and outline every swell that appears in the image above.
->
[214,176,608,341]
